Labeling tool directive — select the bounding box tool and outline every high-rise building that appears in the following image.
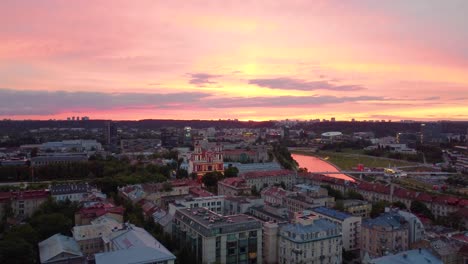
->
[421,123,442,144]
[161,128,181,148]
[173,207,262,264]
[183,126,192,146]
[104,121,118,149]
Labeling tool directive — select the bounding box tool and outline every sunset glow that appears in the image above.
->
[1,0,467,121]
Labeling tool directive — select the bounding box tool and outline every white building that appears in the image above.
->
[50,183,92,202]
[312,207,362,251]
[278,211,342,264]
[96,224,176,264]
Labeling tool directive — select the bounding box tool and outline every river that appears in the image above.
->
[291,153,355,182]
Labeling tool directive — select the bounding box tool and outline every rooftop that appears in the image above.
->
[175,208,262,237]
[96,224,175,264]
[363,212,408,230]
[368,249,442,264]
[312,206,354,221]
[280,218,340,243]
[38,234,83,263]
[50,183,90,195]
[241,169,294,179]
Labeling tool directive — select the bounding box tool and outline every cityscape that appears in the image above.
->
[1,1,468,264]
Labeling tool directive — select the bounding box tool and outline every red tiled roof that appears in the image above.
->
[0,192,12,202]
[224,149,256,155]
[458,199,468,207]
[220,177,248,188]
[241,169,293,179]
[393,188,418,199]
[433,195,459,205]
[261,186,288,197]
[189,187,214,197]
[415,192,433,202]
[78,204,124,219]
[357,182,390,194]
[0,190,49,202]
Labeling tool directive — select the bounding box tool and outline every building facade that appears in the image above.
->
[173,207,262,264]
[361,212,409,258]
[312,207,362,251]
[188,140,224,179]
[278,212,342,264]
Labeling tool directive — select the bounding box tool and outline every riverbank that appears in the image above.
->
[291,149,416,170]
[291,153,355,181]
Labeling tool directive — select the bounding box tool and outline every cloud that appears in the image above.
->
[206,95,383,108]
[248,77,365,91]
[423,96,441,100]
[0,88,386,116]
[188,73,222,86]
[0,88,210,115]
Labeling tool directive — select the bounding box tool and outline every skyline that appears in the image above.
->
[1,1,468,121]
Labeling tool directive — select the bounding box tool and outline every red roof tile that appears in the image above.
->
[241,169,294,179]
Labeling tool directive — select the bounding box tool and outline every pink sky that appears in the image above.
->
[1,0,467,121]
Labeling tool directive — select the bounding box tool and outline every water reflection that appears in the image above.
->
[292,153,355,181]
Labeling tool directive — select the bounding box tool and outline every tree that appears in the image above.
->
[251,185,259,196]
[0,238,36,264]
[176,168,188,179]
[162,182,173,192]
[334,200,345,211]
[346,190,364,200]
[371,201,391,218]
[30,213,72,240]
[202,171,224,188]
[392,201,407,210]
[4,224,39,245]
[410,201,434,220]
[224,166,239,178]
[321,185,344,200]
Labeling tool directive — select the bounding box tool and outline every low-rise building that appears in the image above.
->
[241,170,295,191]
[342,199,372,218]
[72,216,122,256]
[278,211,342,264]
[74,203,124,226]
[50,183,92,202]
[224,196,264,215]
[96,224,176,264]
[218,177,251,196]
[39,234,84,264]
[0,190,49,219]
[173,207,263,264]
[175,195,225,214]
[249,204,289,224]
[31,154,88,167]
[312,207,362,251]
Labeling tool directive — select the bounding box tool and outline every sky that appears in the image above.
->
[1,0,467,121]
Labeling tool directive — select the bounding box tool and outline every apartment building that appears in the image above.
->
[278,211,342,264]
[361,212,409,258]
[0,190,49,219]
[241,170,295,191]
[218,177,251,196]
[342,199,372,218]
[173,207,262,264]
[312,207,362,251]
